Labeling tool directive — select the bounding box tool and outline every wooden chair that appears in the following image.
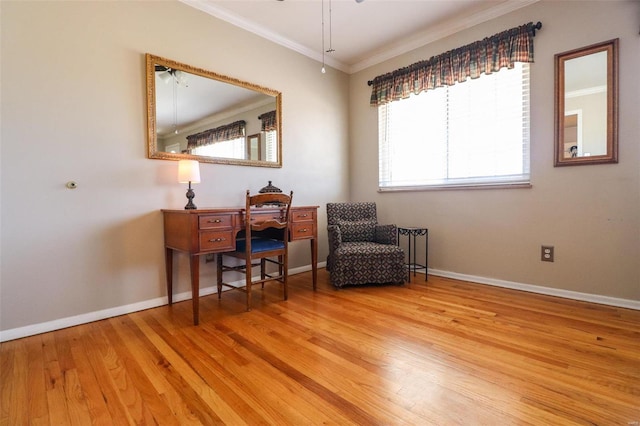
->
[217,190,293,311]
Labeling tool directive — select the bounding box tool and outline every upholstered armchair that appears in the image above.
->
[326,202,406,288]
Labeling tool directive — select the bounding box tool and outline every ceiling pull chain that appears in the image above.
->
[321,0,326,73]
[327,0,335,53]
[173,70,179,134]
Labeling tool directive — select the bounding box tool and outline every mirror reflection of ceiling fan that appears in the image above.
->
[155,65,189,87]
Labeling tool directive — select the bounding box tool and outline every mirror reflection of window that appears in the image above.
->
[165,143,180,154]
[265,130,278,162]
[192,137,246,159]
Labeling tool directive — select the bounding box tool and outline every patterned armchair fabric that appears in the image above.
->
[326,202,406,288]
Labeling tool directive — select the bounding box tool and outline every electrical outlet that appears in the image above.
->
[541,245,554,262]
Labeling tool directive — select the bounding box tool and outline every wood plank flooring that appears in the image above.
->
[2,269,639,425]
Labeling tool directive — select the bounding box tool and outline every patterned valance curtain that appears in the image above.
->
[369,22,538,107]
[258,110,277,132]
[186,120,246,150]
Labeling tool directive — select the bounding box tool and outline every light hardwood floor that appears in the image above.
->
[2,269,639,425]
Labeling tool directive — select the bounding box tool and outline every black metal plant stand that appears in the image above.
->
[397,226,428,282]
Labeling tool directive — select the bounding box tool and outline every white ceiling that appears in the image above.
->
[181,0,538,74]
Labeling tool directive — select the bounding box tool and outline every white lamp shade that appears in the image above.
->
[177,160,201,183]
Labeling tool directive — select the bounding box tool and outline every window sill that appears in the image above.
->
[378,182,532,192]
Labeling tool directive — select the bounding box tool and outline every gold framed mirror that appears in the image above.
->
[146,54,282,167]
[554,39,618,166]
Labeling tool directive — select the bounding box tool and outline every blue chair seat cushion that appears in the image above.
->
[236,238,285,254]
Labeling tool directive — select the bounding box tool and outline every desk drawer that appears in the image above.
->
[291,223,316,240]
[200,230,235,251]
[199,214,233,230]
[292,209,316,223]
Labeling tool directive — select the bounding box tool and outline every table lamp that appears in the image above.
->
[177,160,201,210]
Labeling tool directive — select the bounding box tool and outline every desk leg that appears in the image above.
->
[216,253,223,298]
[165,247,173,304]
[310,238,317,290]
[190,254,200,325]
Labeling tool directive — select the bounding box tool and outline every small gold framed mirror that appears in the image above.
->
[554,39,618,166]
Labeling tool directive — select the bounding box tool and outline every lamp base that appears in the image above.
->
[184,185,197,210]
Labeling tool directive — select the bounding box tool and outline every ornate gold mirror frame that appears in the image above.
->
[146,54,282,167]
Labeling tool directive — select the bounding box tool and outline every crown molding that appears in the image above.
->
[179,0,350,73]
[180,0,539,75]
[565,85,607,98]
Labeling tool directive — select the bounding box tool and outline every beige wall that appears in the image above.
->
[350,1,640,300]
[0,1,350,332]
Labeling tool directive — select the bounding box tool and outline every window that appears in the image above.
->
[191,131,277,161]
[378,63,530,190]
[192,137,245,158]
[264,130,278,162]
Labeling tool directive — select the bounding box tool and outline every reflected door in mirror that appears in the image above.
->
[247,133,261,161]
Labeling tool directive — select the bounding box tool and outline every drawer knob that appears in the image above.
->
[299,228,308,233]
[209,238,226,242]
[300,214,308,217]
[208,219,222,223]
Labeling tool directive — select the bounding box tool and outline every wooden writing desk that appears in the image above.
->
[162,206,318,324]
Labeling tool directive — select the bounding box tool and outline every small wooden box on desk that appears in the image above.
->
[162,206,319,325]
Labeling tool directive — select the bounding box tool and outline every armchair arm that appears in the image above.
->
[375,224,398,245]
[327,224,343,255]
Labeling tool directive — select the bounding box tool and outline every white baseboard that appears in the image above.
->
[426,268,640,311]
[0,263,321,342]
[2,262,637,342]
